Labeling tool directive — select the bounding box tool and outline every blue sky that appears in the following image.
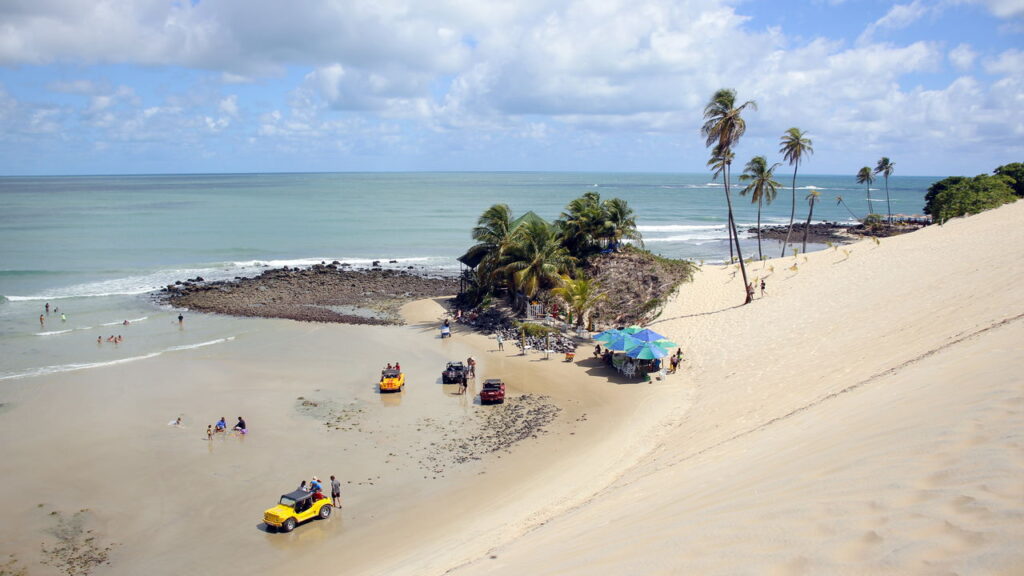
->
[0,0,1021,176]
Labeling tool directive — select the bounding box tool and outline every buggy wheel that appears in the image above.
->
[282,517,297,532]
[319,504,332,519]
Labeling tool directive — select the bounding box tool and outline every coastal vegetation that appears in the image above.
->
[856,167,875,215]
[779,128,814,256]
[923,167,1018,224]
[458,192,694,327]
[739,155,781,261]
[702,88,756,304]
[875,157,895,223]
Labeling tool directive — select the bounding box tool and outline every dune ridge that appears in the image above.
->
[438,200,1024,574]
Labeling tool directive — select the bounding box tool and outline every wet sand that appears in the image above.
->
[0,297,682,575]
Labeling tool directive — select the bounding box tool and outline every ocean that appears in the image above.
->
[0,171,937,381]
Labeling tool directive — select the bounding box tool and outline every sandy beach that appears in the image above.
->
[1,201,1022,575]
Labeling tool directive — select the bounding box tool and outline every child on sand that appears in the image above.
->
[206,425,213,440]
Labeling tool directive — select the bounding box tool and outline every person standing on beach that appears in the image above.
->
[467,356,476,378]
[330,475,342,507]
[178,313,184,326]
[207,425,213,440]
[496,333,504,351]
[760,279,766,297]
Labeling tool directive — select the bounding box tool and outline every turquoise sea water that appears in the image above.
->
[0,171,937,381]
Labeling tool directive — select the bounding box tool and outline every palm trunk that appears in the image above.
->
[756,196,763,261]
[726,210,735,263]
[840,199,859,220]
[866,184,872,216]
[884,177,892,224]
[782,166,797,257]
[802,197,816,253]
[723,165,750,304]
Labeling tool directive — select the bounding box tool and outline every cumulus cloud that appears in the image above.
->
[949,43,978,70]
[0,0,1021,173]
[984,48,1024,76]
[958,0,1024,18]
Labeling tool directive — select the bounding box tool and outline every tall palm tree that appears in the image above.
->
[499,220,573,301]
[707,145,736,263]
[551,275,607,328]
[836,195,860,220]
[856,167,875,216]
[702,88,757,303]
[874,157,895,224]
[778,127,814,257]
[738,155,781,261]
[802,190,821,253]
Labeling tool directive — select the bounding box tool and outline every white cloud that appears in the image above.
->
[0,0,1021,174]
[219,95,239,117]
[958,0,1024,18]
[859,0,931,43]
[984,48,1024,76]
[949,43,978,71]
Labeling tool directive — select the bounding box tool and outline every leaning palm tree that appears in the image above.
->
[778,127,814,257]
[836,195,860,220]
[856,167,875,216]
[707,145,736,263]
[702,89,756,303]
[739,155,781,261]
[874,157,895,224]
[802,189,821,253]
[551,275,607,328]
[499,220,573,303]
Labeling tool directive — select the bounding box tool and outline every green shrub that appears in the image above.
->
[929,174,1017,224]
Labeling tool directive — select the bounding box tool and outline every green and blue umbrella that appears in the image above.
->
[626,342,669,360]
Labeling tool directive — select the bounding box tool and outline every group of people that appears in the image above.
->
[298,475,343,508]
[39,303,67,327]
[384,362,402,371]
[593,344,685,376]
[206,416,247,439]
[99,335,124,344]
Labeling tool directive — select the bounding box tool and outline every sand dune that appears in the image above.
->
[443,201,1024,574]
[1,203,1020,575]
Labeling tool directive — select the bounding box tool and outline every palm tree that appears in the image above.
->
[599,197,644,251]
[499,220,573,302]
[856,167,875,216]
[874,157,895,224]
[778,127,814,257]
[802,190,821,253]
[836,195,860,220]
[557,191,603,258]
[707,145,736,263]
[461,203,514,289]
[738,155,781,261]
[702,88,757,303]
[551,275,607,328]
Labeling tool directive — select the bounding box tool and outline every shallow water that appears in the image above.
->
[0,171,936,381]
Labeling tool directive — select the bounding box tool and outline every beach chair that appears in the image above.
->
[623,363,636,378]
